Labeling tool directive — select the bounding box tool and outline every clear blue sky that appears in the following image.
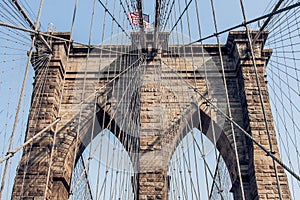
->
[2,0,299,199]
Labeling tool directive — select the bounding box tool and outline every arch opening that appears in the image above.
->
[168,128,233,200]
[70,128,135,200]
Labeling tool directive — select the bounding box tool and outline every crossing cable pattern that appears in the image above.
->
[0,0,300,199]
[261,0,300,199]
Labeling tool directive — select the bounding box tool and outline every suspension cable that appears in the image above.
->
[0,0,44,198]
[239,0,282,198]
[209,0,246,198]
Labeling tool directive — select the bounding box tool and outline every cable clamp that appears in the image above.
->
[6,151,14,156]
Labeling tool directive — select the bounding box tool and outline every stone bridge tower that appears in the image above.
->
[12,31,291,200]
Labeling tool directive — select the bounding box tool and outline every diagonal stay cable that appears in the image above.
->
[161,60,300,182]
[162,0,175,30]
[0,21,139,56]
[186,2,300,46]
[97,0,140,49]
[0,55,144,164]
[238,0,282,197]
[0,0,45,198]
[168,0,192,34]
[119,0,134,30]
[10,0,52,51]
[210,0,245,197]
[70,57,144,195]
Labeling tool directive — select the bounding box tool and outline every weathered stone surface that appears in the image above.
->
[12,31,291,200]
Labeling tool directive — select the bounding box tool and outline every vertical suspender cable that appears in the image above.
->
[69,0,98,198]
[0,0,44,198]
[209,0,246,199]
[238,0,283,199]
[43,0,79,198]
[95,0,108,199]
[191,0,224,197]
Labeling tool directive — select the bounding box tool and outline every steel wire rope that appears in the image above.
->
[269,2,300,178]
[239,9,283,194]
[95,59,144,200]
[92,1,112,199]
[268,40,300,51]
[175,140,189,200]
[21,0,37,21]
[267,82,300,176]
[0,3,138,198]
[263,0,278,16]
[3,53,42,198]
[107,1,120,199]
[188,128,226,200]
[209,154,222,199]
[0,34,30,46]
[261,65,300,110]
[2,27,31,42]
[266,12,300,43]
[109,54,140,200]
[0,96,11,199]
[175,0,188,199]
[172,4,192,198]
[193,0,222,196]
[269,73,300,198]
[0,0,44,198]
[262,0,295,31]
[188,3,207,198]
[0,1,30,29]
[83,1,117,199]
[267,26,300,49]
[69,56,145,197]
[160,0,171,28]
[182,101,197,199]
[69,0,98,198]
[80,155,94,199]
[164,15,191,199]
[161,57,300,182]
[263,10,300,47]
[266,71,300,158]
[19,58,51,198]
[210,0,246,198]
[8,0,36,28]
[44,0,80,198]
[181,128,204,200]
[123,0,138,31]
[185,2,300,46]
[0,27,31,45]
[114,13,137,198]
[270,65,300,198]
[267,30,300,46]
[6,0,35,28]
[96,0,140,50]
[276,10,300,177]
[179,0,208,198]
[175,93,226,200]
[101,1,119,198]
[161,0,175,31]
[168,0,192,35]
[0,21,140,56]
[170,155,183,199]
[119,0,135,30]
[120,30,139,200]
[162,57,226,199]
[0,1,297,52]
[0,56,144,165]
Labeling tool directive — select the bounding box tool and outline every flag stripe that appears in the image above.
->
[128,12,150,28]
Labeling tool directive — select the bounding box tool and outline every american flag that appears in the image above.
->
[128,12,150,28]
